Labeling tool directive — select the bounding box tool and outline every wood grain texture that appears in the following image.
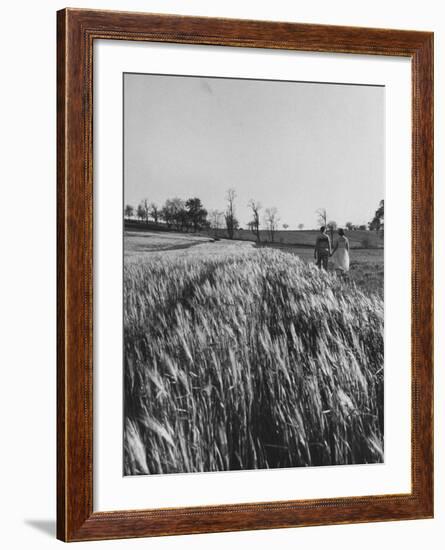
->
[57,8,434,542]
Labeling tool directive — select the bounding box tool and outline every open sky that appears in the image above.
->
[124,73,384,229]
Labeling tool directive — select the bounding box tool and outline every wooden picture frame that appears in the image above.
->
[57,8,433,542]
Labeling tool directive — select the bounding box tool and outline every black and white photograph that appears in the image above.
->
[123,72,385,476]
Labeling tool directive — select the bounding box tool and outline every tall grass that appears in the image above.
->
[123,248,383,475]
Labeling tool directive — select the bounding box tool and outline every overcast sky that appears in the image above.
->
[124,73,384,229]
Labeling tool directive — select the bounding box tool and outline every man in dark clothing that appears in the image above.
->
[314,226,331,270]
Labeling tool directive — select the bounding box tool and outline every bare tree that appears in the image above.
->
[247,199,262,242]
[282,223,289,230]
[345,221,354,231]
[225,188,238,239]
[316,208,327,228]
[264,207,280,243]
[209,209,224,238]
[298,223,304,230]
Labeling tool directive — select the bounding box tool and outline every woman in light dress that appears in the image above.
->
[331,228,350,273]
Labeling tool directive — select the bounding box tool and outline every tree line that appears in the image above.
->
[124,189,284,242]
[125,197,209,233]
[124,193,384,242]
[315,200,384,240]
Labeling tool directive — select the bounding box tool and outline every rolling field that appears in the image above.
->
[207,227,382,249]
[125,231,384,297]
[124,230,213,257]
[258,244,384,298]
[125,221,384,249]
[124,231,384,475]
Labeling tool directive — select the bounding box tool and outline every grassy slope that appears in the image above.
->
[124,247,384,475]
[124,220,384,249]
[124,230,214,259]
[125,231,384,298]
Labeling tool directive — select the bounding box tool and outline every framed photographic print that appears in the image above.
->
[57,8,434,542]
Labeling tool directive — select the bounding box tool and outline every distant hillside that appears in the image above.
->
[228,229,383,249]
[124,220,383,249]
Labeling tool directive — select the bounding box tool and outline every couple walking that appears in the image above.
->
[314,226,350,272]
